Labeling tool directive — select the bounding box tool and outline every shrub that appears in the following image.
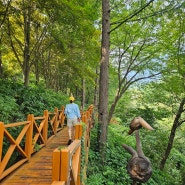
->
[0,79,68,123]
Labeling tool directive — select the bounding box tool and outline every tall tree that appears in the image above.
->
[5,0,47,86]
[98,0,110,163]
[0,0,12,77]
[22,0,31,86]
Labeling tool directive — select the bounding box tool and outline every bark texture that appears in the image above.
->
[98,0,110,163]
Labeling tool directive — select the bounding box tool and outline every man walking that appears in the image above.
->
[64,96,81,145]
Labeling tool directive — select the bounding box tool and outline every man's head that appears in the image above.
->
[69,96,75,103]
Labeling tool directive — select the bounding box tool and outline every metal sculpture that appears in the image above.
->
[123,117,154,185]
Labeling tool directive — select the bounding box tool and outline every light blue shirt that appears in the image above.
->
[64,103,81,119]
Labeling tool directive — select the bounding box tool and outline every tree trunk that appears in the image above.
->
[98,0,110,164]
[82,78,85,110]
[35,61,39,85]
[0,44,3,77]
[94,66,99,109]
[23,0,31,86]
[108,94,120,123]
[160,98,185,170]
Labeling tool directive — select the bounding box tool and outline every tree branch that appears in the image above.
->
[0,0,12,29]
[110,0,155,33]
[7,17,23,68]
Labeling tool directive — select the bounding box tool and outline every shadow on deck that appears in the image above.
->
[0,127,69,185]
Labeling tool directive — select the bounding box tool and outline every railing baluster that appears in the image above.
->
[0,122,4,163]
[54,108,59,134]
[43,110,49,144]
[25,114,33,160]
[75,124,83,139]
[60,148,70,183]
[52,148,61,182]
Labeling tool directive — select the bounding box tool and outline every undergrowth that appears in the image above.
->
[0,79,68,123]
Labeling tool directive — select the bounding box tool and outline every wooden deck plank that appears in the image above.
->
[0,127,69,185]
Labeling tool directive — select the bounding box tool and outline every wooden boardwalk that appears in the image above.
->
[0,127,69,185]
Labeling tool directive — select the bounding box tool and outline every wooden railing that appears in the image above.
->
[51,105,94,185]
[0,106,66,180]
[0,104,94,183]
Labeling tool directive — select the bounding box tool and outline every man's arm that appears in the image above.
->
[75,104,81,121]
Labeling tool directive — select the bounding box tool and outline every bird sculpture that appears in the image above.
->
[128,117,154,135]
[123,117,154,185]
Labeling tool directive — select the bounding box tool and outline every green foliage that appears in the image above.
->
[0,79,68,123]
[0,95,21,123]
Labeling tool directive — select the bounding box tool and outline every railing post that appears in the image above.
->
[82,113,87,124]
[61,106,66,128]
[25,114,34,160]
[88,105,93,115]
[52,148,61,182]
[0,122,4,162]
[75,124,83,139]
[86,110,90,120]
[60,148,70,183]
[52,148,70,184]
[43,110,49,144]
[54,108,59,134]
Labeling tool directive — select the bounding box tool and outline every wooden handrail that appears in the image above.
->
[4,121,30,128]
[52,181,65,185]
